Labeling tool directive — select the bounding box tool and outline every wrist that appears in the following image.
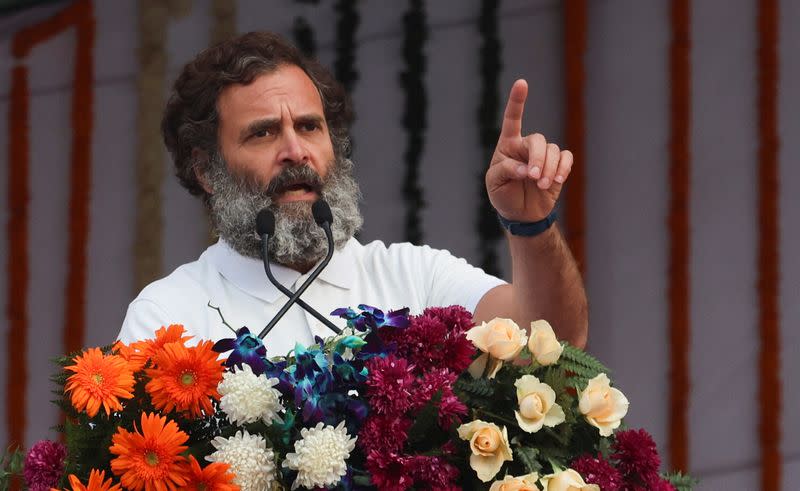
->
[496,207,558,237]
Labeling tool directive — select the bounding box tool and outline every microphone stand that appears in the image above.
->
[258,220,341,339]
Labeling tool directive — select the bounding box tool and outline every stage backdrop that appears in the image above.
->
[0,1,798,489]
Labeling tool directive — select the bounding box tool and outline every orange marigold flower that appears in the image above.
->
[109,412,189,491]
[65,348,135,417]
[52,469,122,491]
[145,340,223,417]
[185,455,239,491]
[129,324,193,370]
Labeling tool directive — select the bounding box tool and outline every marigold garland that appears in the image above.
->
[6,65,30,456]
[135,0,192,292]
[563,0,587,275]
[64,1,95,357]
[210,0,236,46]
[6,0,94,462]
[668,0,691,472]
[757,0,781,488]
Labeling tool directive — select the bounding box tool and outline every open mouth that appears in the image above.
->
[274,179,321,201]
[267,165,325,202]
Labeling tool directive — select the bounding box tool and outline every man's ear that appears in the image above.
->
[192,148,213,194]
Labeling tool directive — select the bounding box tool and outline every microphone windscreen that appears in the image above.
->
[312,199,333,226]
[256,208,275,236]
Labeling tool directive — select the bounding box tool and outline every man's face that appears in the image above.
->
[215,64,335,202]
[202,64,362,268]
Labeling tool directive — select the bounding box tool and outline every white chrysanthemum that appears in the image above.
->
[283,421,357,490]
[207,430,276,491]
[218,364,283,425]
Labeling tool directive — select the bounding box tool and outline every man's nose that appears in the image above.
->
[278,128,309,165]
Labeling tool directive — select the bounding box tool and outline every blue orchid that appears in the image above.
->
[212,326,271,375]
[331,304,410,332]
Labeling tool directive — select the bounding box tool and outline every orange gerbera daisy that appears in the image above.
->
[52,469,122,491]
[128,324,193,369]
[112,341,146,373]
[109,412,189,491]
[65,348,135,417]
[184,455,239,491]
[145,340,223,417]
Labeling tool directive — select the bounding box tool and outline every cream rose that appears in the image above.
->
[467,318,528,379]
[457,420,514,482]
[489,472,539,491]
[578,373,629,437]
[527,320,563,365]
[514,375,565,433]
[539,469,599,491]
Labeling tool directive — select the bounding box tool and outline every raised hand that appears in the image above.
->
[486,79,573,223]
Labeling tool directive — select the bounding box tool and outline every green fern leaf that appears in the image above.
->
[455,376,495,398]
[559,345,610,374]
[515,446,542,474]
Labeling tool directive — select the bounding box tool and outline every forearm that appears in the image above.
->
[506,225,588,347]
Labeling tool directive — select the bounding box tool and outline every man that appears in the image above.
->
[118,32,587,356]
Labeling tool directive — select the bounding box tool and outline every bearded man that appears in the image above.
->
[118,32,588,355]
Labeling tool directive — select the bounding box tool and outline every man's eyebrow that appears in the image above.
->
[240,114,325,140]
[294,114,325,126]
[241,118,279,140]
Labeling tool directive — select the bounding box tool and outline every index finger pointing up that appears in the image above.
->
[500,79,528,139]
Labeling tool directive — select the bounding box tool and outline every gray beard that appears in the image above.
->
[205,154,363,269]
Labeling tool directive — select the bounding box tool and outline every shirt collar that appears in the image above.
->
[210,238,356,304]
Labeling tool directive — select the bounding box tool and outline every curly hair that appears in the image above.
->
[161,31,353,200]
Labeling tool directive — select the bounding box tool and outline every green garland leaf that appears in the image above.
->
[399,0,428,244]
[664,471,698,490]
[476,0,503,276]
[515,445,542,474]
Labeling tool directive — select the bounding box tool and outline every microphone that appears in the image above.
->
[257,201,342,339]
[257,209,339,331]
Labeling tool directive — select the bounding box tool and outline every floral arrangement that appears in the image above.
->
[1,305,694,490]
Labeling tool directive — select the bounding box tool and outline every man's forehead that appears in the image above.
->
[217,65,324,121]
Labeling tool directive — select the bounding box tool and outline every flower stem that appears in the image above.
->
[475,408,517,427]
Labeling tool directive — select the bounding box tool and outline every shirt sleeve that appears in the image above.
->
[414,245,507,313]
[117,298,174,343]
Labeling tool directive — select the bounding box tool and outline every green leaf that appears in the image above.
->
[352,475,373,486]
[664,471,698,490]
[514,445,542,474]
[454,375,495,398]
[559,345,610,376]
[406,390,442,447]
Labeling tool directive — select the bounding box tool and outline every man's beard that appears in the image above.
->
[205,153,363,268]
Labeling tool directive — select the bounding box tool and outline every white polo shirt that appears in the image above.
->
[118,238,505,357]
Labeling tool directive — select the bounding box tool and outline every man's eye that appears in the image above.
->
[253,129,269,138]
[300,122,319,132]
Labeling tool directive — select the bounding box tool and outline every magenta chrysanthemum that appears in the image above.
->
[612,429,662,486]
[365,354,416,415]
[406,455,460,490]
[365,450,414,491]
[571,454,624,490]
[384,306,476,375]
[358,415,412,454]
[412,369,467,427]
[23,440,67,491]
